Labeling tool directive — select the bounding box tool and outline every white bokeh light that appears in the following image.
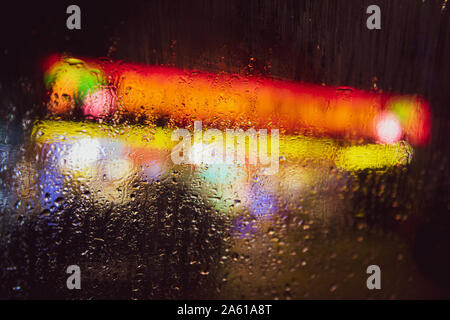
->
[65,138,101,169]
[376,112,402,144]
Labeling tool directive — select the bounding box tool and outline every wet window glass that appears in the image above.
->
[0,1,449,300]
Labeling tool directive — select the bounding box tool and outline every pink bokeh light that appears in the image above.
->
[82,88,116,118]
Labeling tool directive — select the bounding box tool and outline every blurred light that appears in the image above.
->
[232,216,258,239]
[375,112,402,144]
[44,56,105,114]
[82,88,116,119]
[43,54,431,146]
[65,138,100,169]
[387,97,431,145]
[39,165,64,207]
[248,182,277,218]
[336,142,413,171]
[32,120,414,172]
[200,163,241,185]
[142,160,164,182]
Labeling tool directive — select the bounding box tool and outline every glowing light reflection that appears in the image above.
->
[376,112,402,144]
[43,55,431,146]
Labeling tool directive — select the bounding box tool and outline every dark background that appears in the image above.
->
[0,0,449,298]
